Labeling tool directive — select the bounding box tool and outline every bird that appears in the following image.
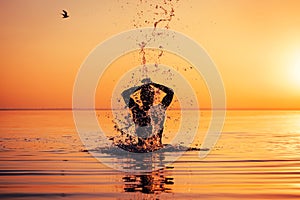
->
[61,10,69,18]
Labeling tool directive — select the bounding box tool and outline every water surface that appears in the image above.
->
[0,110,300,199]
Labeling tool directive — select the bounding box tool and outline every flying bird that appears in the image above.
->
[61,10,69,18]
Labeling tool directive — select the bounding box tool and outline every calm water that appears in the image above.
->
[0,110,300,199]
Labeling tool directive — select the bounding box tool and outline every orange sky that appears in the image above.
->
[0,0,300,109]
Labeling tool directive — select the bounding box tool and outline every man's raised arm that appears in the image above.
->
[150,83,174,107]
[121,86,138,107]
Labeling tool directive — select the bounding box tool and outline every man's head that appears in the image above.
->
[141,78,152,84]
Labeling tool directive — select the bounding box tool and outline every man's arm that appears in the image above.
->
[150,83,174,107]
[121,86,138,107]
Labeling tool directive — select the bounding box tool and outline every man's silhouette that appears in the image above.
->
[122,78,174,146]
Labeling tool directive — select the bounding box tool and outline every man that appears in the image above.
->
[121,78,174,147]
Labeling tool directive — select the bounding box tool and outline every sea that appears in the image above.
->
[0,110,300,200]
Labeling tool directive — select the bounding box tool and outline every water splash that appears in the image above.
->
[106,60,202,154]
[125,0,180,71]
[108,1,199,153]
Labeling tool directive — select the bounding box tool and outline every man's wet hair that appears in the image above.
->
[141,78,152,84]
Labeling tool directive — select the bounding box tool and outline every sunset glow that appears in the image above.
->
[0,0,300,109]
[290,55,300,87]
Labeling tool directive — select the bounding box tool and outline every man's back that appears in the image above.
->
[122,79,174,144]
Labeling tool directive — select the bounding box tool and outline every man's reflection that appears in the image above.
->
[122,169,174,194]
[121,153,174,195]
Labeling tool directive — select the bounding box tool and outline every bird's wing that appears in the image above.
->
[62,10,67,15]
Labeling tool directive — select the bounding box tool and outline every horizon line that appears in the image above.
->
[0,107,300,111]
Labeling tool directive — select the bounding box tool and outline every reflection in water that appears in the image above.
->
[123,170,174,194]
[121,153,174,196]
